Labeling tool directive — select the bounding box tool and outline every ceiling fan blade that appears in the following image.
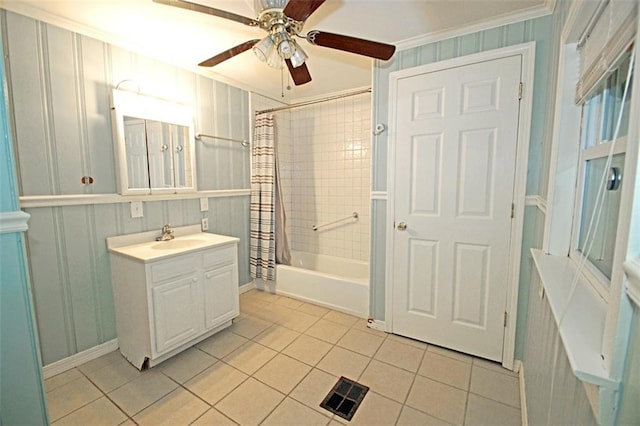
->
[153,0,259,27]
[285,59,312,86]
[307,31,395,61]
[283,0,327,22]
[199,40,260,67]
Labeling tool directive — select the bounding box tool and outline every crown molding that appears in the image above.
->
[396,1,554,52]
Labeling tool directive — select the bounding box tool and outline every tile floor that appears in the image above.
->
[45,289,522,425]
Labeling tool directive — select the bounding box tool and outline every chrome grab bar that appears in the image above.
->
[312,212,358,231]
[195,133,249,147]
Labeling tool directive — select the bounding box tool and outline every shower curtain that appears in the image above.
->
[250,113,290,281]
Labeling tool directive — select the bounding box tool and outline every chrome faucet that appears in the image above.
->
[156,224,174,241]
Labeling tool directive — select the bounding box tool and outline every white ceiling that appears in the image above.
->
[1,0,552,102]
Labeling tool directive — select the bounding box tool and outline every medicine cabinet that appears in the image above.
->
[111,90,197,195]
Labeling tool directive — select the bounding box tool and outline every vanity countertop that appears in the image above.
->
[107,226,238,263]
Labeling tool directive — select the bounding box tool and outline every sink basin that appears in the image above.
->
[107,227,240,262]
[151,238,208,250]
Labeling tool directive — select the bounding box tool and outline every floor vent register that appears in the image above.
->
[320,376,369,421]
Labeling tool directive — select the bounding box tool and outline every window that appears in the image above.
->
[572,52,633,288]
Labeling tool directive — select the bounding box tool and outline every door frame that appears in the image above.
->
[385,42,536,370]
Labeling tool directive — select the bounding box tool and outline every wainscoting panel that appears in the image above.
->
[4,9,251,365]
[522,267,596,425]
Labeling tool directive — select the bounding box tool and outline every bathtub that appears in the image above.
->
[258,251,369,317]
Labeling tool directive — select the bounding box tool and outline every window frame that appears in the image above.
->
[543,0,640,375]
[568,56,632,301]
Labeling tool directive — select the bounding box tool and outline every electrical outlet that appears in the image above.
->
[200,197,209,212]
[201,217,209,231]
[130,201,143,218]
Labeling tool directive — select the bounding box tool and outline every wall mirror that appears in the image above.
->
[111,89,197,195]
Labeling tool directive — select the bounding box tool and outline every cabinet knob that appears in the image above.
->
[192,277,198,283]
[205,273,212,279]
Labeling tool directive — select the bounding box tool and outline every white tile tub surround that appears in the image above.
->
[280,93,371,262]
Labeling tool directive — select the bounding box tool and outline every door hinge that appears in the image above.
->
[504,311,508,327]
[518,82,523,100]
[511,203,515,219]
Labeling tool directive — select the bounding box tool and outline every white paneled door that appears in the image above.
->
[391,54,523,362]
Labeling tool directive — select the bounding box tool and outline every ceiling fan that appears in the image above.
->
[152,0,396,86]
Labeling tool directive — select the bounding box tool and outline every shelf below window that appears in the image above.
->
[531,249,617,389]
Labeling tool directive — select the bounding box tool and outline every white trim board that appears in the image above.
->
[43,339,119,379]
[370,191,388,200]
[525,195,547,214]
[19,189,250,208]
[0,210,30,233]
[240,281,257,294]
[518,361,528,426]
[531,249,616,388]
[384,42,536,370]
[366,319,389,333]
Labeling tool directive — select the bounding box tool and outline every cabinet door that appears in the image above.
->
[203,265,239,330]
[152,274,202,354]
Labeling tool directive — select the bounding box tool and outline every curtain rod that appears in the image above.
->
[256,88,371,114]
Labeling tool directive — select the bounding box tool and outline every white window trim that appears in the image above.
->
[568,133,629,303]
[543,0,640,387]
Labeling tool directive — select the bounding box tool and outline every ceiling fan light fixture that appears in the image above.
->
[253,36,274,62]
[277,37,294,59]
[289,41,308,68]
[266,41,284,69]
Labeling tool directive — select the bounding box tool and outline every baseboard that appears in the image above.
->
[43,339,118,379]
[44,284,254,379]
[367,319,389,332]
[518,360,528,426]
[239,281,256,294]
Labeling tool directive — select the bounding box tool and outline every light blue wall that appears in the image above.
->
[3,10,252,365]
[617,303,640,424]
[522,267,597,425]
[370,15,556,361]
[0,35,49,422]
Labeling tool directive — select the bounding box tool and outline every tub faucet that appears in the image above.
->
[156,224,174,241]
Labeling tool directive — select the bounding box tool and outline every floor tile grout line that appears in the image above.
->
[112,372,181,420]
[48,291,522,426]
[471,359,520,377]
[242,293,403,423]
[395,344,429,424]
[249,300,368,421]
[200,301,329,424]
[467,390,522,410]
[227,303,336,424]
[50,365,129,425]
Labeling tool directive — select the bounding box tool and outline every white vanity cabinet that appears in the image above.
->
[107,229,239,369]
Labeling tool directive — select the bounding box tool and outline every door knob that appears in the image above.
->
[397,222,407,231]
